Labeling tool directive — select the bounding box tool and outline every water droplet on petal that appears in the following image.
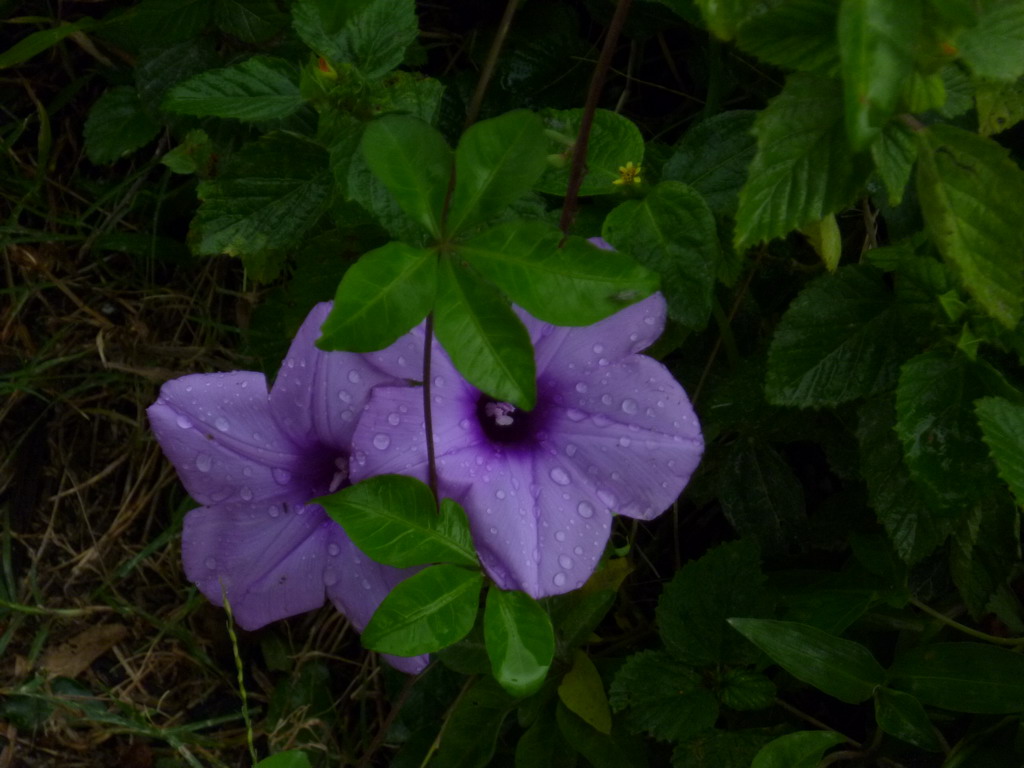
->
[347,370,361,384]
[618,436,631,447]
[373,434,391,450]
[621,398,638,415]
[323,570,337,586]
[644,315,656,325]
[268,505,281,518]
[196,453,212,472]
[338,390,352,403]
[574,546,584,556]
[553,572,567,587]
[272,467,292,484]
[555,530,566,542]
[433,376,444,387]
[593,344,604,354]
[459,418,471,430]
[328,543,340,556]
[176,415,192,429]
[598,358,609,366]
[286,358,295,368]
[489,526,498,534]
[240,486,253,501]
[361,579,372,590]
[204,556,217,570]
[592,414,612,427]
[566,408,586,422]
[397,355,406,366]
[601,393,613,406]
[565,443,577,457]
[597,489,616,507]
[214,416,229,432]
[496,489,506,500]
[549,467,570,486]
[575,382,588,393]
[559,554,573,569]
[577,500,594,518]
[387,412,401,426]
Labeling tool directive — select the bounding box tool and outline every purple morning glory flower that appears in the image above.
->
[349,290,704,598]
[147,303,427,674]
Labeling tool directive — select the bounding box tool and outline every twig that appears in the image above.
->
[464,0,521,129]
[422,313,440,503]
[910,597,1024,647]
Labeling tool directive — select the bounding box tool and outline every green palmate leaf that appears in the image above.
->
[537,108,645,196]
[558,650,612,735]
[459,221,657,326]
[976,397,1024,504]
[765,266,925,407]
[673,728,783,768]
[735,0,839,76]
[609,650,719,742]
[447,110,548,234]
[895,350,1002,506]
[916,123,1024,328]
[735,73,871,249]
[434,259,536,409]
[483,587,554,698]
[163,56,302,120]
[214,0,287,43]
[360,114,452,237]
[84,87,160,165]
[602,181,718,329]
[950,496,1021,617]
[254,752,313,768]
[292,0,418,79]
[838,0,921,151]
[717,440,805,556]
[432,678,518,768]
[874,687,942,752]
[728,619,886,704]
[751,731,846,768]
[318,241,436,352]
[957,0,1024,82]
[0,18,97,69]
[362,564,483,655]
[888,643,1024,713]
[694,0,761,40]
[871,121,916,206]
[317,475,476,568]
[857,397,959,563]
[657,540,770,667]
[662,111,757,217]
[193,133,331,261]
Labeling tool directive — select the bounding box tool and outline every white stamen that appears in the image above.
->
[485,401,517,427]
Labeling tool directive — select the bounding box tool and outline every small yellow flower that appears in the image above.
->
[613,161,642,186]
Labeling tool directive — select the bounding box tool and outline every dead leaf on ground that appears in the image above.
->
[39,624,128,679]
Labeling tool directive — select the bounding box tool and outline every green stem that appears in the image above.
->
[910,598,1024,647]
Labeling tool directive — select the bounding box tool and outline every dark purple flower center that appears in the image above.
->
[477,396,533,444]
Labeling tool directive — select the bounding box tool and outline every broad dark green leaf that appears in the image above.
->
[976,78,1024,136]
[735,0,839,76]
[163,56,302,120]
[751,731,846,768]
[459,221,657,326]
[765,266,925,407]
[292,0,418,79]
[777,569,891,634]
[871,121,916,206]
[555,705,649,768]
[193,133,331,262]
[717,439,806,556]
[135,39,220,112]
[317,475,476,568]
[558,650,612,735]
[728,618,885,704]
[434,259,536,409]
[976,397,1024,505]
[483,586,554,698]
[214,0,287,43]
[718,669,776,711]
[838,0,921,151]
[603,181,718,329]
[950,495,1021,617]
[537,108,645,196]
[97,0,211,51]
[662,111,757,217]
[162,129,215,176]
[362,564,483,655]
[432,677,518,768]
[888,643,1024,713]
[957,0,1024,82]
[916,123,1024,328]
[874,687,941,752]
[318,241,435,352]
[360,115,452,237]
[657,540,770,667]
[447,110,548,234]
[516,705,578,768]
[673,728,782,768]
[84,87,160,165]
[609,650,719,742]
[693,0,761,40]
[254,752,313,768]
[735,73,871,249]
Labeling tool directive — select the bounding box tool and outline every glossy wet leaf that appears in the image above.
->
[751,731,846,768]
[537,108,644,196]
[163,56,303,120]
[483,586,554,698]
[558,650,612,734]
[874,687,941,751]
[735,0,839,76]
[888,643,1024,713]
[432,677,519,768]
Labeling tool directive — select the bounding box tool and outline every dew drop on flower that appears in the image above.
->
[490,526,498,534]
[577,500,595,518]
[323,570,337,586]
[601,394,613,406]
[566,408,586,422]
[328,543,340,556]
[575,382,587,393]
[361,579,372,590]
[496,489,506,499]
[214,416,229,432]
[433,376,444,387]
[373,434,391,450]
[618,436,631,447]
[338,390,352,403]
[268,504,281,518]
[592,414,612,427]
[272,467,292,484]
[240,486,253,501]
[204,557,217,570]
[196,453,212,472]
[593,344,604,354]
[347,370,361,384]
[597,489,617,507]
[555,530,566,542]
[565,443,577,457]
[621,398,638,415]
[574,546,584,556]
[549,467,570,485]
[176,414,192,429]
[553,572,567,587]
[387,412,401,426]
[559,554,573,569]
[459,418,471,430]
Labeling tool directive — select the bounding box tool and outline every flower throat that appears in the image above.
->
[477,396,533,443]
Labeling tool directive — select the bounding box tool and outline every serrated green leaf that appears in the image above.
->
[317,475,476,568]
[874,687,941,751]
[977,77,1024,136]
[888,643,1024,713]
[658,540,770,666]
[163,56,302,120]
[447,110,548,234]
[432,677,518,768]
[603,181,718,329]
[694,0,760,40]
[735,0,839,76]
[558,650,612,735]
[662,110,757,217]
[728,618,886,704]
[135,39,220,112]
[0,18,96,70]
[434,259,536,409]
[799,214,841,272]
[537,108,645,197]
[735,73,871,249]
[976,397,1024,504]
[254,752,313,768]
[839,0,921,151]
[950,495,1021,617]
[459,221,657,326]
[292,0,418,79]
[84,87,160,165]
[98,0,211,52]
[193,133,331,263]
[718,669,776,711]
[857,396,960,563]
[916,123,1024,328]
[161,129,214,175]
[765,266,925,407]
[938,64,974,117]
[483,587,554,698]
[214,0,287,43]
[318,241,435,352]
[609,650,718,742]
[360,114,452,237]
[957,0,1024,82]
[871,121,916,206]
[363,564,482,655]
[751,731,846,768]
